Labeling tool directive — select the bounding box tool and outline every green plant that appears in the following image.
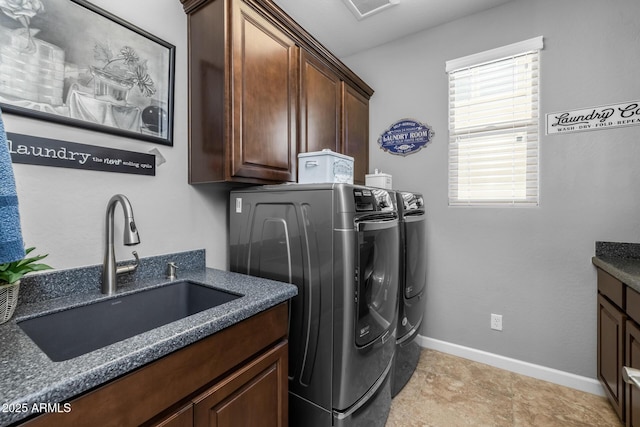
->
[0,247,52,285]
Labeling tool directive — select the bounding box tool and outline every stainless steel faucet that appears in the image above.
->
[102,194,140,295]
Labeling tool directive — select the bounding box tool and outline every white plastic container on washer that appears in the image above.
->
[298,149,354,184]
[365,169,393,189]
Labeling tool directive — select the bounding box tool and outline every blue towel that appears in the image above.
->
[0,108,25,264]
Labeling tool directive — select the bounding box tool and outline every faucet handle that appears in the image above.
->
[167,262,178,280]
[116,251,140,275]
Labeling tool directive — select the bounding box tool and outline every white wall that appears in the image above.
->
[4,0,229,271]
[344,0,640,378]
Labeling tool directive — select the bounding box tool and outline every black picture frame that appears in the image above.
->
[0,0,176,146]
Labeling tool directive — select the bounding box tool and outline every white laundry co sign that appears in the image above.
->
[546,100,640,135]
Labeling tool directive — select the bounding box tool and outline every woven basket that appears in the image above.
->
[0,281,20,324]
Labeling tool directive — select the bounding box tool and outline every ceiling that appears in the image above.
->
[272,0,514,58]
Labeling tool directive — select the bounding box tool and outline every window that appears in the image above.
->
[446,37,543,206]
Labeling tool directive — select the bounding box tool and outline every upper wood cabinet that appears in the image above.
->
[231,2,298,183]
[299,52,370,184]
[342,83,369,185]
[300,50,341,154]
[180,0,374,185]
[182,0,297,184]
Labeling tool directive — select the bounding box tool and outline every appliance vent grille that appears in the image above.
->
[342,0,399,20]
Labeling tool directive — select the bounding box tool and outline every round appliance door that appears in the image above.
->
[355,218,399,347]
[404,214,426,299]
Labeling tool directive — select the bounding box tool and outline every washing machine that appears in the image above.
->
[229,183,400,427]
[391,191,426,397]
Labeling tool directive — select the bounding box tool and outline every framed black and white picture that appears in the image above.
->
[0,0,176,146]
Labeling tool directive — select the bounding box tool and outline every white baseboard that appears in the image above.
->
[417,335,605,397]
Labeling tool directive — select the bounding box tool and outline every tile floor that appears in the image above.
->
[386,349,623,426]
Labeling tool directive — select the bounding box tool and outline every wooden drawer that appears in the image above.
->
[628,287,640,325]
[599,268,625,309]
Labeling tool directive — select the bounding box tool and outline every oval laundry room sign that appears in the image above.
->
[377,119,434,156]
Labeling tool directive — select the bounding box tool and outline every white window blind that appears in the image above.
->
[447,37,542,206]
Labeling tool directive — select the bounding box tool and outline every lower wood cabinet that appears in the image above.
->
[192,341,287,426]
[150,341,287,427]
[150,404,194,427]
[626,320,640,426]
[598,293,625,420]
[597,267,640,426]
[20,303,289,427]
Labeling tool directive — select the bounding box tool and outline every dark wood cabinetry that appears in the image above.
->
[21,304,289,427]
[180,0,373,185]
[299,51,371,184]
[342,83,369,185]
[151,340,287,427]
[151,405,194,427]
[598,293,626,419]
[597,267,640,425]
[230,1,298,183]
[627,320,640,426]
[300,50,341,154]
[192,341,287,426]
[182,0,297,184]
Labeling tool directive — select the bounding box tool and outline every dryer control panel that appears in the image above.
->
[399,191,425,215]
[353,188,395,212]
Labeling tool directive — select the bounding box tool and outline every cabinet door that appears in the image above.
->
[342,83,369,185]
[300,50,341,153]
[598,294,626,421]
[231,0,298,182]
[184,0,226,184]
[193,341,288,427]
[627,320,640,426]
[148,404,194,427]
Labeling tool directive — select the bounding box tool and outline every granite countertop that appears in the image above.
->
[592,241,640,293]
[0,250,297,426]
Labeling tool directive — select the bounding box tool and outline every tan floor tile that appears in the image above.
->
[386,349,623,427]
[420,350,516,399]
[512,374,621,427]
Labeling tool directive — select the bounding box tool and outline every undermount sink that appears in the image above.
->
[18,280,242,362]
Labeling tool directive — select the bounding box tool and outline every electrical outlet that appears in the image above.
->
[491,313,503,331]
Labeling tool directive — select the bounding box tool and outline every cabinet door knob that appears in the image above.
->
[623,366,640,389]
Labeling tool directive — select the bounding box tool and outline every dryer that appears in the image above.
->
[230,183,399,427]
[391,191,426,397]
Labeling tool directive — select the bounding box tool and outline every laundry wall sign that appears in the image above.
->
[7,133,155,176]
[378,119,434,156]
[546,100,640,135]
